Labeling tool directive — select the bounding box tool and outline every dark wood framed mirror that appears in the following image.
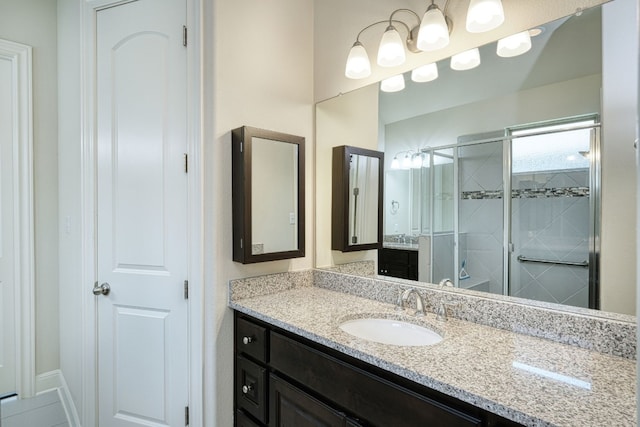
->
[332,145,384,252]
[232,126,305,263]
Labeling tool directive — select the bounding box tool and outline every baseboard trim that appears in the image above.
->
[36,370,81,427]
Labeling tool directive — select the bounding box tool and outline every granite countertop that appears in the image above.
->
[230,286,636,427]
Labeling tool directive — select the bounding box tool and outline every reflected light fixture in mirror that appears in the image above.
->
[466,0,505,33]
[381,74,406,92]
[451,47,481,70]
[496,30,532,57]
[411,62,439,82]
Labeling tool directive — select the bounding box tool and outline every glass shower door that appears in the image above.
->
[457,142,504,294]
[509,120,596,308]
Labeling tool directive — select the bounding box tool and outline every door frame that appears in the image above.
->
[0,39,35,399]
[79,1,203,426]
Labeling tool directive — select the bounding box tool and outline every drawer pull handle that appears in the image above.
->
[242,384,253,394]
[242,336,254,345]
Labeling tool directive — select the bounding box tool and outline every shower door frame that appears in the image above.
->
[504,115,601,309]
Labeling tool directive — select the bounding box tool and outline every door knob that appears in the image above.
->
[93,282,111,296]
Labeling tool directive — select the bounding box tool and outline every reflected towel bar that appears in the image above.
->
[516,255,589,268]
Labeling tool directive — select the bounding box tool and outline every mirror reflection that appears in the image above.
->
[232,126,305,264]
[331,146,383,252]
[252,137,299,255]
[315,4,637,315]
[348,153,381,246]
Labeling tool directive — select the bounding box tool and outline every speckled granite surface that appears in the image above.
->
[313,270,636,359]
[229,286,637,427]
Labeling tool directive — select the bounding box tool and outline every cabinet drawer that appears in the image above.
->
[236,409,262,427]
[237,317,268,363]
[236,355,268,424]
[270,332,482,427]
[270,374,345,427]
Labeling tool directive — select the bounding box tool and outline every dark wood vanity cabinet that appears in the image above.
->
[234,312,522,427]
[378,247,418,280]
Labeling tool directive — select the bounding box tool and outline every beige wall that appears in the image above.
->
[207,0,314,424]
[0,0,60,377]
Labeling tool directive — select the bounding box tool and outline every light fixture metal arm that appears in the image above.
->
[354,19,409,43]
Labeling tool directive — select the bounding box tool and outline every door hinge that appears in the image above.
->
[183,25,187,47]
[240,141,243,153]
[184,405,189,426]
[184,153,188,173]
[184,280,189,299]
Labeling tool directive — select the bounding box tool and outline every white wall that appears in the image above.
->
[207,0,314,425]
[57,0,82,414]
[600,0,638,315]
[0,0,60,379]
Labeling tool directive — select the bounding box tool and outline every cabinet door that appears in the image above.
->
[271,332,482,427]
[237,355,268,423]
[270,374,346,427]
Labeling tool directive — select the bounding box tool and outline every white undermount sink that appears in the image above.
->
[339,317,443,346]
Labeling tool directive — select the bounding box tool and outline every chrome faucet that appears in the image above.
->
[436,278,454,321]
[396,288,425,317]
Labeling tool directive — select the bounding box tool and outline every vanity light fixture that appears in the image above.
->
[390,155,401,169]
[411,62,439,82]
[416,1,451,52]
[411,153,424,168]
[344,5,451,79]
[450,47,481,70]
[380,74,406,92]
[377,25,407,67]
[466,0,504,33]
[496,30,532,57]
[345,41,372,79]
[390,150,424,169]
[401,153,412,169]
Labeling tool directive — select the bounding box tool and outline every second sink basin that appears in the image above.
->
[339,317,443,346]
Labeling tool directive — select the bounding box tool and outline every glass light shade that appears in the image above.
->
[377,26,406,67]
[380,74,405,92]
[411,62,438,83]
[451,48,481,71]
[417,6,450,51]
[466,0,505,33]
[390,156,400,169]
[411,154,423,169]
[401,154,412,169]
[345,42,372,79]
[496,31,532,58]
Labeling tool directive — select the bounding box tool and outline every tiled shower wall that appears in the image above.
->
[510,170,590,307]
[458,142,505,295]
[457,138,590,308]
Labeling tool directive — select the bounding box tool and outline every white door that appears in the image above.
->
[0,52,17,397]
[96,1,189,426]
